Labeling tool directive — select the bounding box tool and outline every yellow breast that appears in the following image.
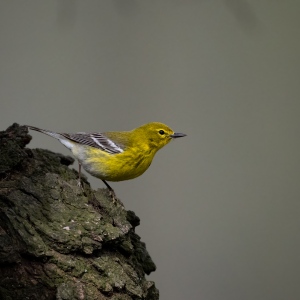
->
[73,145,155,182]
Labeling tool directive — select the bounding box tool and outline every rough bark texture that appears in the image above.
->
[0,123,158,300]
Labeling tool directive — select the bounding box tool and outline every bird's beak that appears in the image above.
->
[170,132,187,138]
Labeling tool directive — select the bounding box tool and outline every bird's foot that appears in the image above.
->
[108,189,124,207]
[77,178,84,191]
[109,188,117,203]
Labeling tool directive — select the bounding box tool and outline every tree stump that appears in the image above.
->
[0,123,158,300]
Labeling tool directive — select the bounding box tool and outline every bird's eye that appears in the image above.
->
[159,130,165,135]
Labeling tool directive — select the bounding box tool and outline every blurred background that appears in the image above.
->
[1,1,300,299]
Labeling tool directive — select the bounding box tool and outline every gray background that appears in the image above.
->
[1,1,300,299]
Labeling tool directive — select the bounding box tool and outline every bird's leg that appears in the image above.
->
[102,180,118,203]
[101,179,113,191]
[77,163,83,188]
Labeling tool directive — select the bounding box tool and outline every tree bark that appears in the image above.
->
[0,123,158,300]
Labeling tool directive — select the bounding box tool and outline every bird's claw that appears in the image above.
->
[77,179,84,191]
[108,189,124,207]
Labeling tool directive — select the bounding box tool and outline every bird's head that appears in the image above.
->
[133,122,186,152]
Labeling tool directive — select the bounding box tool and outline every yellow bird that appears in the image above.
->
[27,122,186,196]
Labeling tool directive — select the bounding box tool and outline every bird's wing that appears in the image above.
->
[61,132,124,154]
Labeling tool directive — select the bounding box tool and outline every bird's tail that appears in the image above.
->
[26,125,63,140]
[26,125,76,151]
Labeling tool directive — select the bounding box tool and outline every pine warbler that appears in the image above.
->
[26,122,186,196]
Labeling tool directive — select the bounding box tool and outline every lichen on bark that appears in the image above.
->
[0,123,158,300]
